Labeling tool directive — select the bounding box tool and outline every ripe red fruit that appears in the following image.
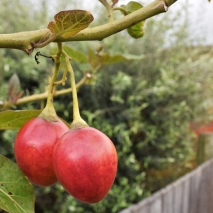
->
[53,127,117,203]
[14,117,69,186]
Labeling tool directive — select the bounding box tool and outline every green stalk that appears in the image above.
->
[99,0,114,22]
[62,50,88,129]
[38,43,62,122]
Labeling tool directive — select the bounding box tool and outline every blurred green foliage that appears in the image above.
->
[1,0,213,213]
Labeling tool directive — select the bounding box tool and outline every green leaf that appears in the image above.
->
[63,46,88,63]
[0,155,34,213]
[122,1,143,13]
[87,48,144,68]
[59,117,70,128]
[127,21,145,39]
[0,110,70,130]
[36,10,94,48]
[88,48,100,69]
[121,1,145,39]
[48,10,94,38]
[100,53,144,65]
[0,110,41,130]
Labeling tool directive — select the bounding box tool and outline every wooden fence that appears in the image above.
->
[119,133,213,213]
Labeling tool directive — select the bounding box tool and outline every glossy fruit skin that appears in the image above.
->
[14,117,69,186]
[53,127,117,203]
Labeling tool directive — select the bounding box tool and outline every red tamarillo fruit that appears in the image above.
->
[53,127,117,203]
[14,117,69,186]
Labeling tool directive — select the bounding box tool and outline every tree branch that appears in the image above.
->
[0,74,89,109]
[0,0,177,54]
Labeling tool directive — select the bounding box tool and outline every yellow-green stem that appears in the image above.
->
[99,0,114,22]
[63,50,88,129]
[38,43,62,122]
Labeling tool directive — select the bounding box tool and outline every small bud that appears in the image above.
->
[8,73,23,103]
[86,73,92,79]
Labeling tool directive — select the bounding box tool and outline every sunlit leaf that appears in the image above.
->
[0,110,41,130]
[0,155,35,213]
[48,10,94,38]
[121,1,145,39]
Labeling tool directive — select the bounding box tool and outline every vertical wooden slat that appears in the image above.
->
[137,198,151,213]
[160,189,166,213]
[197,160,211,213]
[207,159,213,213]
[173,178,184,213]
[162,185,173,213]
[182,173,191,213]
[128,205,138,213]
[119,205,138,213]
[119,208,131,213]
[205,161,211,213]
[149,193,162,213]
[188,166,202,213]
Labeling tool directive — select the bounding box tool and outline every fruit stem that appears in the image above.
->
[39,43,62,122]
[62,49,88,129]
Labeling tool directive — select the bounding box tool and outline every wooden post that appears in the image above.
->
[197,133,213,164]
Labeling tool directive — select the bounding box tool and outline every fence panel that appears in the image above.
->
[119,158,213,213]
